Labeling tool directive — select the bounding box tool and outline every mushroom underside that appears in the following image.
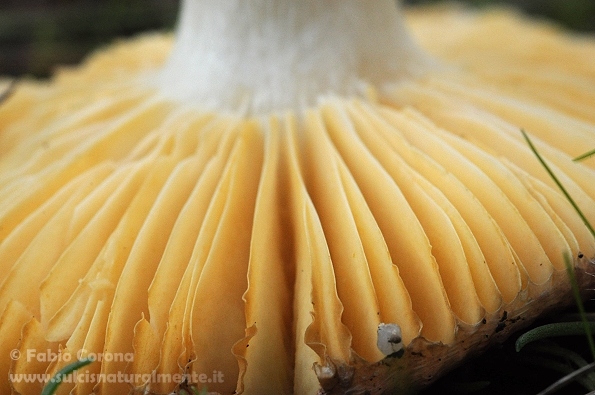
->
[0,5,595,395]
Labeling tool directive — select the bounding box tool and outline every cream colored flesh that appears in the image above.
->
[1,4,595,395]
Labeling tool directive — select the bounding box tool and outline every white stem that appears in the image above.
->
[157,0,433,114]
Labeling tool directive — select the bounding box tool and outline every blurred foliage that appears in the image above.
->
[0,0,594,78]
[0,0,178,77]
[407,0,595,32]
[0,0,594,77]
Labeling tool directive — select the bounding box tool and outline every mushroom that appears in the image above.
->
[1,1,595,394]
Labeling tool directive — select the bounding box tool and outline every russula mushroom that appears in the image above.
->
[1,1,595,394]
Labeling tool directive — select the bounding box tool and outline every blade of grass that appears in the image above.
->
[564,250,595,362]
[573,149,595,162]
[516,321,595,352]
[521,129,595,239]
[527,341,595,388]
[40,357,94,395]
[522,129,595,388]
[527,341,594,370]
[521,356,595,392]
[536,361,595,395]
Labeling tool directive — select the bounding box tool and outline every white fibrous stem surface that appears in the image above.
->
[157,0,435,114]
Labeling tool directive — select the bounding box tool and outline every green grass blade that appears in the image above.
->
[528,341,593,369]
[521,129,595,362]
[565,251,595,362]
[521,129,595,239]
[40,357,94,395]
[522,356,595,392]
[515,321,595,352]
[536,361,595,395]
[517,129,595,360]
[573,149,595,162]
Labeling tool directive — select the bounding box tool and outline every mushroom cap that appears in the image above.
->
[1,4,595,395]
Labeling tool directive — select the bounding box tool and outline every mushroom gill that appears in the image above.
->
[1,1,595,395]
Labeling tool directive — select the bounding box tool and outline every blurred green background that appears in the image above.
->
[0,0,594,78]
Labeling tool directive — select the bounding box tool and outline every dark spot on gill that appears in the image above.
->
[499,311,508,322]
